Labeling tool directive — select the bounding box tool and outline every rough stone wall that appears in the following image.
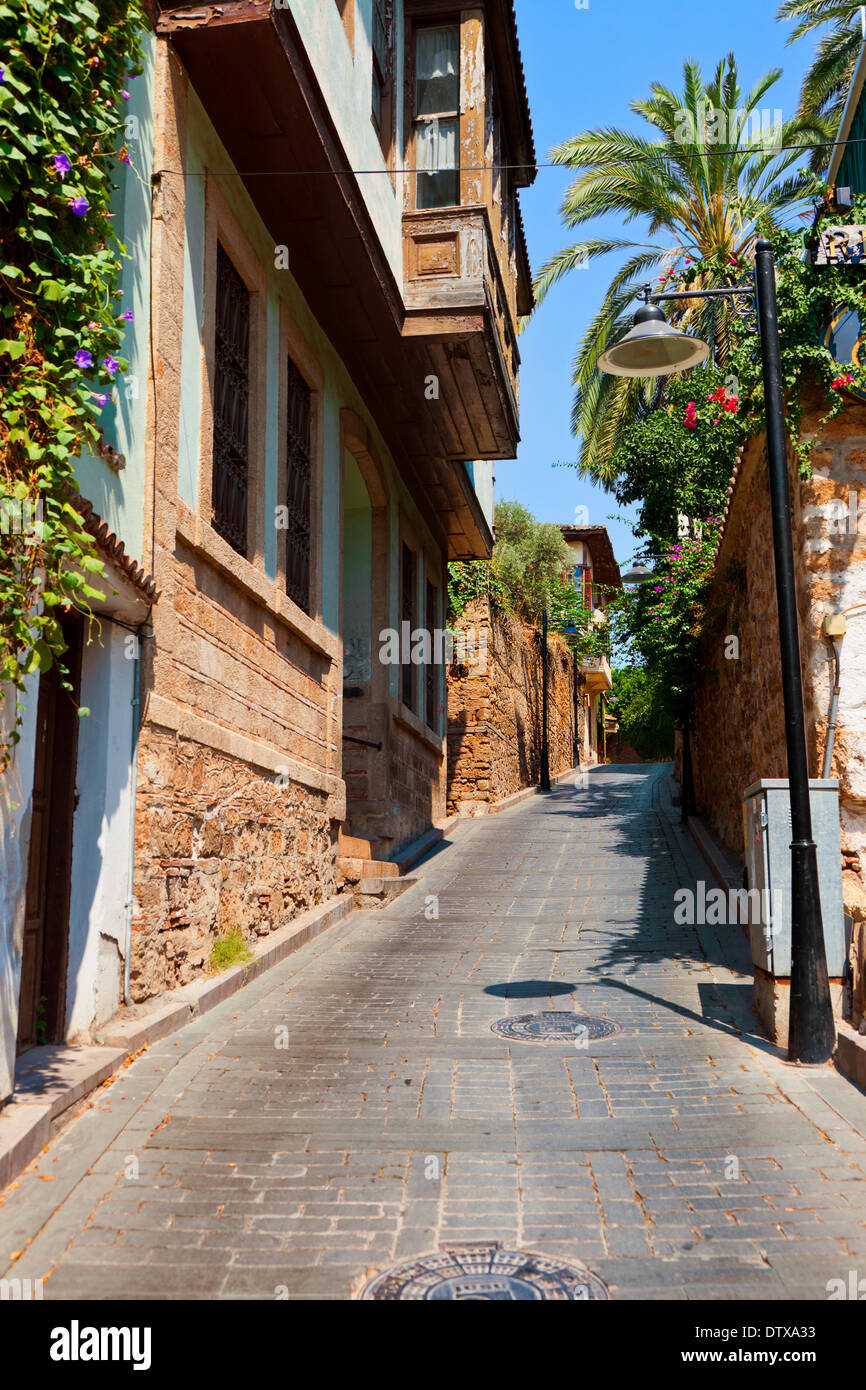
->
[690,433,799,853]
[446,597,578,814]
[129,40,344,1005]
[386,716,447,854]
[691,384,866,1021]
[131,726,336,1001]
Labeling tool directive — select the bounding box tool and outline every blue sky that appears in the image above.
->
[508,0,819,569]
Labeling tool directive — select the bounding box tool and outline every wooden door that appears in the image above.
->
[16,615,82,1051]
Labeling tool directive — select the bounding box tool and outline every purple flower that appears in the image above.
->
[74,348,93,369]
[120,310,134,322]
[120,89,130,101]
[102,355,119,375]
[0,65,5,83]
[119,151,130,165]
[52,153,71,176]
[69,196,89,216]
[92,393,109,407]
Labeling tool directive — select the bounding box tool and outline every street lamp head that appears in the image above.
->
[622,561,656,585]
[597,301,710,378]
[558,620,583,638]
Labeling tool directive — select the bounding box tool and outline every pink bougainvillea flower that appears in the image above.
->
[69,196,89,216]
[87,320,98,329]
[684,402,698,430]
[831,373,854,391]
[52,153,71,176]
[74,348,93,369]
[102,355,119,375]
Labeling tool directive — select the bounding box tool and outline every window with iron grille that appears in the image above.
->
[425,578,438,731]
[285,356,311,613]
[212,244,250,555]
[401,542,416,711]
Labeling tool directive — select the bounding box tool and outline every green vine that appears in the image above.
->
[607,196,866,733]
[0,0,148,767]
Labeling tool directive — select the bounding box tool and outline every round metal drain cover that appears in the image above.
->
[361,1241,609,1300]
[491,1010,622,1043]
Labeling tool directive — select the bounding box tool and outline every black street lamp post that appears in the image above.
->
[598,237,836,1065]
[573,648,581,769]
[540,608,551,792]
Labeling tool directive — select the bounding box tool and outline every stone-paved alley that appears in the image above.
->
[4,765,866,1301]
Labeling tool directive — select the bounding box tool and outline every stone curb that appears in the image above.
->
[686,813,744,894]
[393,815,464,873]
[0,891,355,1193]
[835,1018,866,1093]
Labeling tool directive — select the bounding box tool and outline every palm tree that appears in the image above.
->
[530,55,828,484]
[777,0,862,145]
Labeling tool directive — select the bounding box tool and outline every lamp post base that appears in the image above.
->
[788,839,837,1064]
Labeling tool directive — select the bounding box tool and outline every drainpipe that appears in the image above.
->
[123,630,143,1006]
[823,636,843,780]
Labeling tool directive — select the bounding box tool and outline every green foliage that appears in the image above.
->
[0,0,147,765]
[623,523,724,727]
[447,501,610,660]
[608,196,866,559]
[529,53,831,480]
[208,928,254,974]
[447,559,508,622]
[608,665,675,760]
[777,0,862,152]
[491,501,578,624]
[612,366,743,541]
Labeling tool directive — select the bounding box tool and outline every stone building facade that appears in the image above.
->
[128,0,536,1001]
[0,0,537,1085]
[447,597,582,814]
[689,382,866,1027]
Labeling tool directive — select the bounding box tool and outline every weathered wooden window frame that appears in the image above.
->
[199,178,267,569]
[278,304,324,622]
[405,11,464,211]
[400,537,418,713]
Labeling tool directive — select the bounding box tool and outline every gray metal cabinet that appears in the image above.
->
[742,779,845,977]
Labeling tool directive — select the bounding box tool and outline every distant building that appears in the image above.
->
[559,524,622,764]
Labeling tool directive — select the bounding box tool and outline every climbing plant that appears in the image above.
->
[0,0,147,766]
[606,193,866,736]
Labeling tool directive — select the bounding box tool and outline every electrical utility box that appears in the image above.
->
[742,779,845,978]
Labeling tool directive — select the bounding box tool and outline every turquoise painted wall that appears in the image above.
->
[839,97,866,194]
[178,88,437,646]
[342,450,373,681]
[287,0,404,287]
[73,29,155,562]
[465,460,495,531]
[177,131,206,513]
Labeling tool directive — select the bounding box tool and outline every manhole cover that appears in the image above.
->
[360,1241,609,1300]
[491,1010,622,1043]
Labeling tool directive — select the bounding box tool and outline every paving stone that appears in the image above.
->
[2,766,866,1300]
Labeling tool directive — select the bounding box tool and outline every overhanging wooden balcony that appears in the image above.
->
[402,205,521,460]
[153,0,519,559]
[578,654,612,695]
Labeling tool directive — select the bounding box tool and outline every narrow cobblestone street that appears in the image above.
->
[4,765,866,1301]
